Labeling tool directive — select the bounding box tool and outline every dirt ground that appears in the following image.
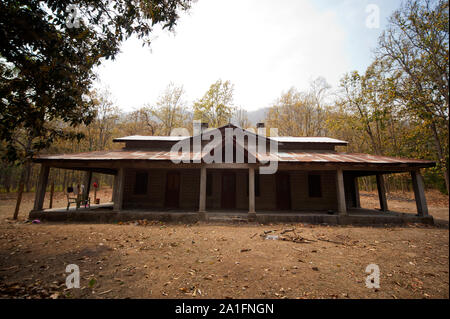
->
[0,188,448,299]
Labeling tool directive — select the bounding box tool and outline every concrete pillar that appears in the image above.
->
[336,168,347,215]
[248,167,256,220]
[411,170,428,216]
[198,166,207,219]
[376,174,388,212]
[83,171,92,201]
[111,174,117,203]
[33,164,50,211]
[354,177,361,208]
[113,168,125,211]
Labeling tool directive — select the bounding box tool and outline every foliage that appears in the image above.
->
[0,0,192,163]
[376,0,449,191]
[264,0,449,194]
[143,82,191,135]
[266,77,331,137]
[0,0,191,218]
[193,79,235,128]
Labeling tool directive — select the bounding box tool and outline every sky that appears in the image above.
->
[94,0,402,113]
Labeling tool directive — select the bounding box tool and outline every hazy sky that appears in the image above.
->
[94,0,401,112]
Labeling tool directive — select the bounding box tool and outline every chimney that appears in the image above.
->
[256,122,265,136]
[193,120,209,136]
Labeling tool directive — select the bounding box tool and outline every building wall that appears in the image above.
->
[256,174,277,210]
[122,168,340,211]
[179,169,200,209]
[123,168,200,210]
[205,169,248,210]
[290,170,338,211]
[206,170,221,210]
[236,171,248,210]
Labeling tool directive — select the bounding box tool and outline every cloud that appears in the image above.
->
[95,0,350,112]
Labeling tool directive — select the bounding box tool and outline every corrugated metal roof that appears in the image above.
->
[271,137,348,144]
[35,150,434,167]
[113,135,348,144]
[35,150,198,161]
[113,135,189,142]
[268,152,433,165]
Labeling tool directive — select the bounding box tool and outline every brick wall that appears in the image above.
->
[256,173,277,210]
[290,171,338,211]
[179,169,200,209]
[123,168,199,210]
[206,171,221,209]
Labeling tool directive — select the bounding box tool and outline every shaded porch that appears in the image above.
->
[30,160,432,225]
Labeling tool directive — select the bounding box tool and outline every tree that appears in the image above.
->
[233,107,250,128]
[85,90,120,151]
[265,78,331,137]
[337,60,396,156]
[123,108,159,136]
[0,0,192,218]
[193,79,235,127]
[376,0,449,192]
[144,83,190,135]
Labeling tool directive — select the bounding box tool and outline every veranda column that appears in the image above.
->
[336,168,347,215]
[411,170,428,216]
[376,174,388,212]
[198,166,207,220]
[83,171,92,201]
[248,167,256,220]
[112,174,117,202]
[113,168,125,211]
[33,164,50,211]
[354,177,361,208]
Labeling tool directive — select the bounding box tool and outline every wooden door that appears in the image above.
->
[276,172,291,210]
[221,172,236,209]
[165,171,180,208]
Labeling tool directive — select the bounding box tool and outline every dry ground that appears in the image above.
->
[0,188,448,299]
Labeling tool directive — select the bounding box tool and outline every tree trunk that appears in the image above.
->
[444,168,449,194]
[24,163,33,192]
[13,161,30,220]
[49,181,55,209]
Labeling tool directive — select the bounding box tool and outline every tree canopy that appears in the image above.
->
[0,0,192,163]
[0,0,191,218]
[193,79,235,128]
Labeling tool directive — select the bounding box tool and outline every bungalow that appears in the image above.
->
[30,122,434,224]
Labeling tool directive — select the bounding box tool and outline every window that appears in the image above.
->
[308,174,322,198]
[246,173,260,197]
[134,171,148,195]
[206,173,213,196]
